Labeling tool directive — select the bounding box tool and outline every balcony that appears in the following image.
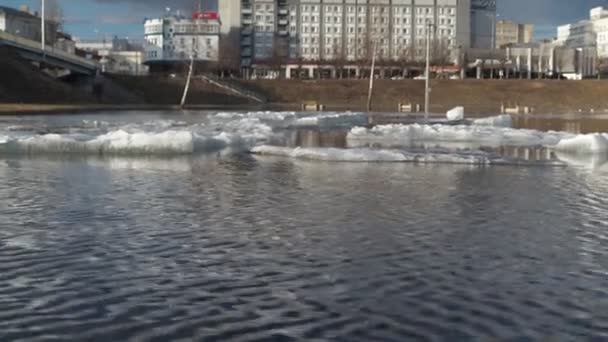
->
[278,19,288,26]
[278,30,288,36]
[241,37,252,46]
[278,9,288,15]
[242,7,252,14]
[242,18,253,25]
[241,48,252,57]
[241,28,253,35]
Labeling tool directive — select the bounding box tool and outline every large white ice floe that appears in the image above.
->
[553,133,608,154]
[0,117,276,155]
[347,123,570,149]
[213,111,368,129]
[293,112,368,128]
[249,145,566,165]
[472,114,513,128]
[446,106,465,121]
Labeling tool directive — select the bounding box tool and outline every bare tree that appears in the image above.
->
[217,31,241,78]
[396,47,413,77]
[295,55,305,79]
[332,43,347,79]
[430,38,451,78]
[555,48,569,80]
[268,34,288,79]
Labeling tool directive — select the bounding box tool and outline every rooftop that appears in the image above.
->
[0,5,40,20]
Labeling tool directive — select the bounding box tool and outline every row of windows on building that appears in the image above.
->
[145,24,218,35]
[297,37,453,46]
[246,4,456,17]
[297,46,431,56]
[286,24,454,37]
[146,50,213,59]
[150,37,214,50]
[295,5,455,15]
[293,14,452,25]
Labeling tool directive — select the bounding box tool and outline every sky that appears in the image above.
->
[1,0,607,40]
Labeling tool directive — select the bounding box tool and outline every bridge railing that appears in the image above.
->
[0,30,97,69]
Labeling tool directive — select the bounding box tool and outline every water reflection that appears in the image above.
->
[285,129,349,148]
[513,115,608,134]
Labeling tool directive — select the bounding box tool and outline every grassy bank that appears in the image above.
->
[238,79,608,113]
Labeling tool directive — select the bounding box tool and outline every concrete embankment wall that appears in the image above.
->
[237,79,608,113]
[0,47,252,106]
[0,48,96,104]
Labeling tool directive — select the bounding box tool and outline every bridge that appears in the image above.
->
[0,30,98,75]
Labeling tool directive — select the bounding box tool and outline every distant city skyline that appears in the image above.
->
[2,0,607,40]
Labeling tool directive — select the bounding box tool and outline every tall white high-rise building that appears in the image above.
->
[556,6,608,59]
[219,0,494,68]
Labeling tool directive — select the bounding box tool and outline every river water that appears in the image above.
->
[1,111,608,341]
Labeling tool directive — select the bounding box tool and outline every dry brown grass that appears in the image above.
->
[240,79,608,113]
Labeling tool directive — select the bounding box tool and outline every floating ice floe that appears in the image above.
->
[471,114,513,128]
[446,106,465,121]
[251,145,565,166]
[293,112,368,128]
[553,133,608,154]
[213,111,368,129]
[347,123,570,150]
[0,117,277,155]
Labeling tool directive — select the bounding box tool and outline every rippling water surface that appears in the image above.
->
[1,112,608,341]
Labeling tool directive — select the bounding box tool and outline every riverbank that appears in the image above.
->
[3,42,608,114]
[235,79,608,114]
[0,103,268,115]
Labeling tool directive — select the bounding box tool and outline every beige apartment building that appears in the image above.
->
[495,19,534,48]
[220,0,496,71]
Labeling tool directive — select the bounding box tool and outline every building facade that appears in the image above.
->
[556,6,608,59]
[143,10,220,68]
[219,0,494,70]
[469,0,495,49]
[76,37,148,75]
[505,43,597,80]
[0,5,58,45]
[495,20,533,48]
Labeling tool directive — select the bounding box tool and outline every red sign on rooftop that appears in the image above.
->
[193,11,218,20]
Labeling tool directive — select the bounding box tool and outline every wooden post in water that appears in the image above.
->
[366,41,378,112]
[424,21,434,121]
[180,53,195,108]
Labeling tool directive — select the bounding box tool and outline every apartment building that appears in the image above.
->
[219,0,494,70]
[143,10,220,70]
[495,20,534,48]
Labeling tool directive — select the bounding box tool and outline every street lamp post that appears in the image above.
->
[41,0,45,61]
[490,12,498,79]
[424,21,434,120]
